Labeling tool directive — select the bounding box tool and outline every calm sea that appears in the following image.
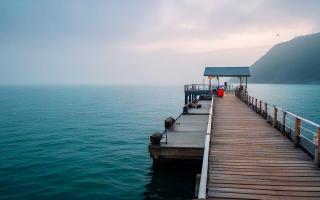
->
[0,84,319,200]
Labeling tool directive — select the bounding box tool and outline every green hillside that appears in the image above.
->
[235,33,320,84]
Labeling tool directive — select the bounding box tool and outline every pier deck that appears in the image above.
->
[207,96,320,199]
[149,99,212,162]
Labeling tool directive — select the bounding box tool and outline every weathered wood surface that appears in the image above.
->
[207,96,320,199]
[149,100,211,161]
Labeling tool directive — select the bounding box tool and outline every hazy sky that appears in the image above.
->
[1,0,320,85]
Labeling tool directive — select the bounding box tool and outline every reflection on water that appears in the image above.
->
[142,163,202,200]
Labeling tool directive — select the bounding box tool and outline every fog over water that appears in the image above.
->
[1,1,320,85]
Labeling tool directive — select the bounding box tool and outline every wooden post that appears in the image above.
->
[294,117,300,147]
[273,107,277,128]
[318,127,320,167]
[259,100,262,115]
[252,97,254,109]
[282,112,286,133]
[255,98,258,112]
[248,95,250,106]
[245,76,247,93]
[264,103,268,120]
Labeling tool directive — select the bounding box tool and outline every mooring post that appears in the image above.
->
[273,107,277,128]
[265,103,268,120]
[295,117,301,148]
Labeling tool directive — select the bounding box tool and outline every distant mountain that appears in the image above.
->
[233,33,320,84]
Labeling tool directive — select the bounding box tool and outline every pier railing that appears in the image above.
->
[239,92,320,167]
[184,84,214,91]
[198,95,214,199]
[161,130,167,144]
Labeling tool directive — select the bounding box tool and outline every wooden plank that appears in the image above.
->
[207,96,320,199]
[208,187,320,197]
[209,183,320,192]
[209,179,320,187]
[209,170,319,177]
[208,192,320,200]
[318,127,320,167]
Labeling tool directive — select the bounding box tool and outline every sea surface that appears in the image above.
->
[0,84,320,200]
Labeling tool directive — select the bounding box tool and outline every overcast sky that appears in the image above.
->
[1,0,320,85]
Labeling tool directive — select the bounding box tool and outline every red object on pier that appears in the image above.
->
[217,89,224,97]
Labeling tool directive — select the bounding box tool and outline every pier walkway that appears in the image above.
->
[207,96,320,199]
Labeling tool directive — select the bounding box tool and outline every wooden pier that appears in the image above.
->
[148,98,213,163]
[205,95,320,199]
[149,67,320,199]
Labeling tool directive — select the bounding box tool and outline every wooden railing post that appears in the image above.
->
[318,127,320,167]
[282,112,286,133]
[255,98,258,112]
[264,103,268,120]
[252,97,254,109]
[273,107,277,128]
[295,117,300,147]
[248,95,250,106]
[259,100,262,115]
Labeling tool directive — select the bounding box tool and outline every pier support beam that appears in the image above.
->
[153,158,161,169]
[185,94,188,105]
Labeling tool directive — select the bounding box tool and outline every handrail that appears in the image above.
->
[160,130,167,144]
[184,84,218,92]
[240,93,320,128]
[239,92,320,167]
[198,95,214,198]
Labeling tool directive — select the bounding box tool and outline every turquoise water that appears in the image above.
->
[0,84,320,200]
[248,84,320,124]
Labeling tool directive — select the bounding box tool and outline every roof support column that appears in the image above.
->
[246,76,248,93]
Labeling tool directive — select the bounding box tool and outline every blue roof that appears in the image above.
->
[204,67,250,77]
